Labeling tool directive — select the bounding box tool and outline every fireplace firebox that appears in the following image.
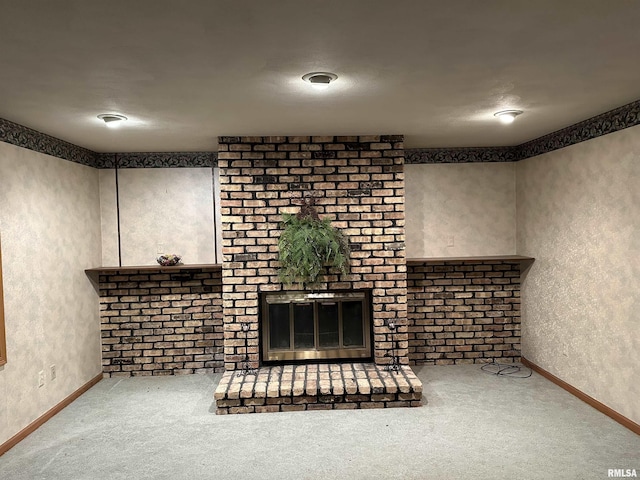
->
[261,291,372,363]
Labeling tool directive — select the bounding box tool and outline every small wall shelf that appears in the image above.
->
[406,255,535,270]
[406,255,534,264]
[85,264,222,285]
[85,264,222,274]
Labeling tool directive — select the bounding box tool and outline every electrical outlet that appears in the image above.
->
[38,370,45,388]
[157,243,164,254]
[50,364,56,380]
[446,235,455,247]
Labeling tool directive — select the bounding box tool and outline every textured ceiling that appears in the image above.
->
[1,0,639,153]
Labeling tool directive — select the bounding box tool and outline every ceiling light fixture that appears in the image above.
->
[494,110,523,124]
[97,113,128,128]
[302,72,338,90]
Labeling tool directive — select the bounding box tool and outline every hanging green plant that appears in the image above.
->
[278,198,350,287]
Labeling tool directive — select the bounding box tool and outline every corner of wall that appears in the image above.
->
[515,125,640,425]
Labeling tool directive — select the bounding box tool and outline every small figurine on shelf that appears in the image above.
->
[156,254,182,266]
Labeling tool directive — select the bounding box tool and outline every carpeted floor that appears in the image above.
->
[0,364,638,480]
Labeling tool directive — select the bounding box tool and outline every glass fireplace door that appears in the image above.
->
[262,291,371,363]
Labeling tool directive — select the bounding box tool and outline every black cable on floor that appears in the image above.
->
[480,361,532,378]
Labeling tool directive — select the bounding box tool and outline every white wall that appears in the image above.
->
[99,167,219,266]
[99,169,119,266]
[517,125,640,424]
[405,163,516,257]
[0,142,102,445]
[102,163,512,265]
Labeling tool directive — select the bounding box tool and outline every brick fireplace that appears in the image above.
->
[217,135,409,372]
[90,134,523,413]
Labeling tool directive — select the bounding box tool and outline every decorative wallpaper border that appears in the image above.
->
[516,99,640,161]
[94,152,215,169]
[405,146,517,164]
[0,118,97,166]
[2,98,639,167]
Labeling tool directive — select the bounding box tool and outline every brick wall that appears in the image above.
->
[99,267,224,376]
[218,135,407,371]
[407,260,521,365]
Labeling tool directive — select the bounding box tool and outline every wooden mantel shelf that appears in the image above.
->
[406,255,534,264]
[85,263,222,274]
[86,257,534,274]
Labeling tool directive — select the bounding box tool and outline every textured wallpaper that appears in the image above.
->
[517,125,640,425]
[0,142,102,445]
[405,163,516,257]
[98,170,119,266]
[100,168,216,266]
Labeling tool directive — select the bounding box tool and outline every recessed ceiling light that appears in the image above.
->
[302,72,338,90]
[97,113,128,128]
[494,110,523,124]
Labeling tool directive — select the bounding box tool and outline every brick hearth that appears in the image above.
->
[214,363,422,414]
